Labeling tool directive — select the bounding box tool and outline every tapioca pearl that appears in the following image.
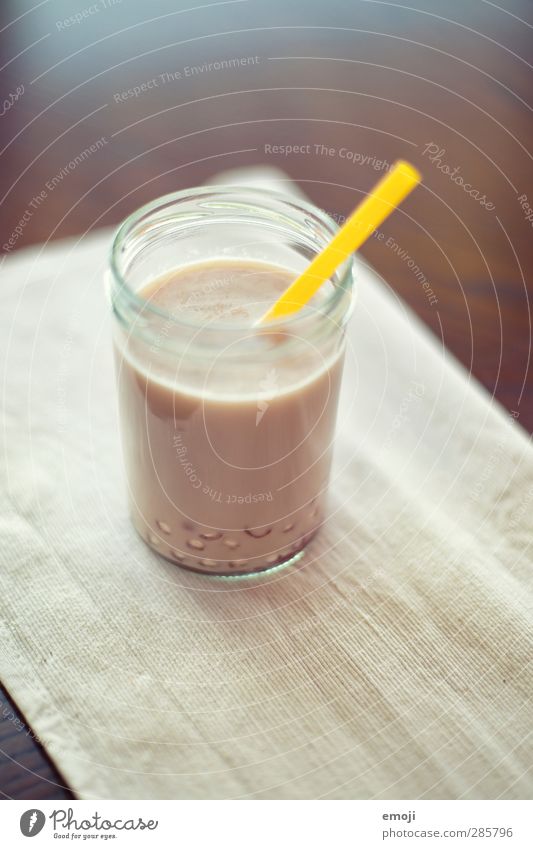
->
[170,550,186,564]
[157,520,171,534]
[187,538,205,551]
[182,520,195,531]
[228,560,246,569]
[200,530,223,541]
[223,538,239,549]
[282,522,295,533]
[148,532,159,546]
[245,526,272,539]
[200,558,218,568]
[265,554,279,565]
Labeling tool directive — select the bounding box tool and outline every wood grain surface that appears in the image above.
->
[1,0,532,799]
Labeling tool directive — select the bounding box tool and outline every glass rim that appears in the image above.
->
[109,184,354,333]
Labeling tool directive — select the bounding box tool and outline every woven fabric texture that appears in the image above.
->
[1,173,532,799]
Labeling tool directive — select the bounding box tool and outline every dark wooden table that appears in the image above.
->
[1,0,532,799]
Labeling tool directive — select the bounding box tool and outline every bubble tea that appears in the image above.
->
[110,188,354,576]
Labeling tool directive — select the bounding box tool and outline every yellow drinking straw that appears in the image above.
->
[257,160,421,324]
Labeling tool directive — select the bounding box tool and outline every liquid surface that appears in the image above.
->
[139,258,332,326]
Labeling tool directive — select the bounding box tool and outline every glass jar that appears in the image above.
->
[109,186,354,576]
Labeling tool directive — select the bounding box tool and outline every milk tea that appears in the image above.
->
[114,259,345,574]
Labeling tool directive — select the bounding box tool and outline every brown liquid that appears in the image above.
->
[114,260,345,575]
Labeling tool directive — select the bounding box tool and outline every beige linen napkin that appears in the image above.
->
[1,169,532,800]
